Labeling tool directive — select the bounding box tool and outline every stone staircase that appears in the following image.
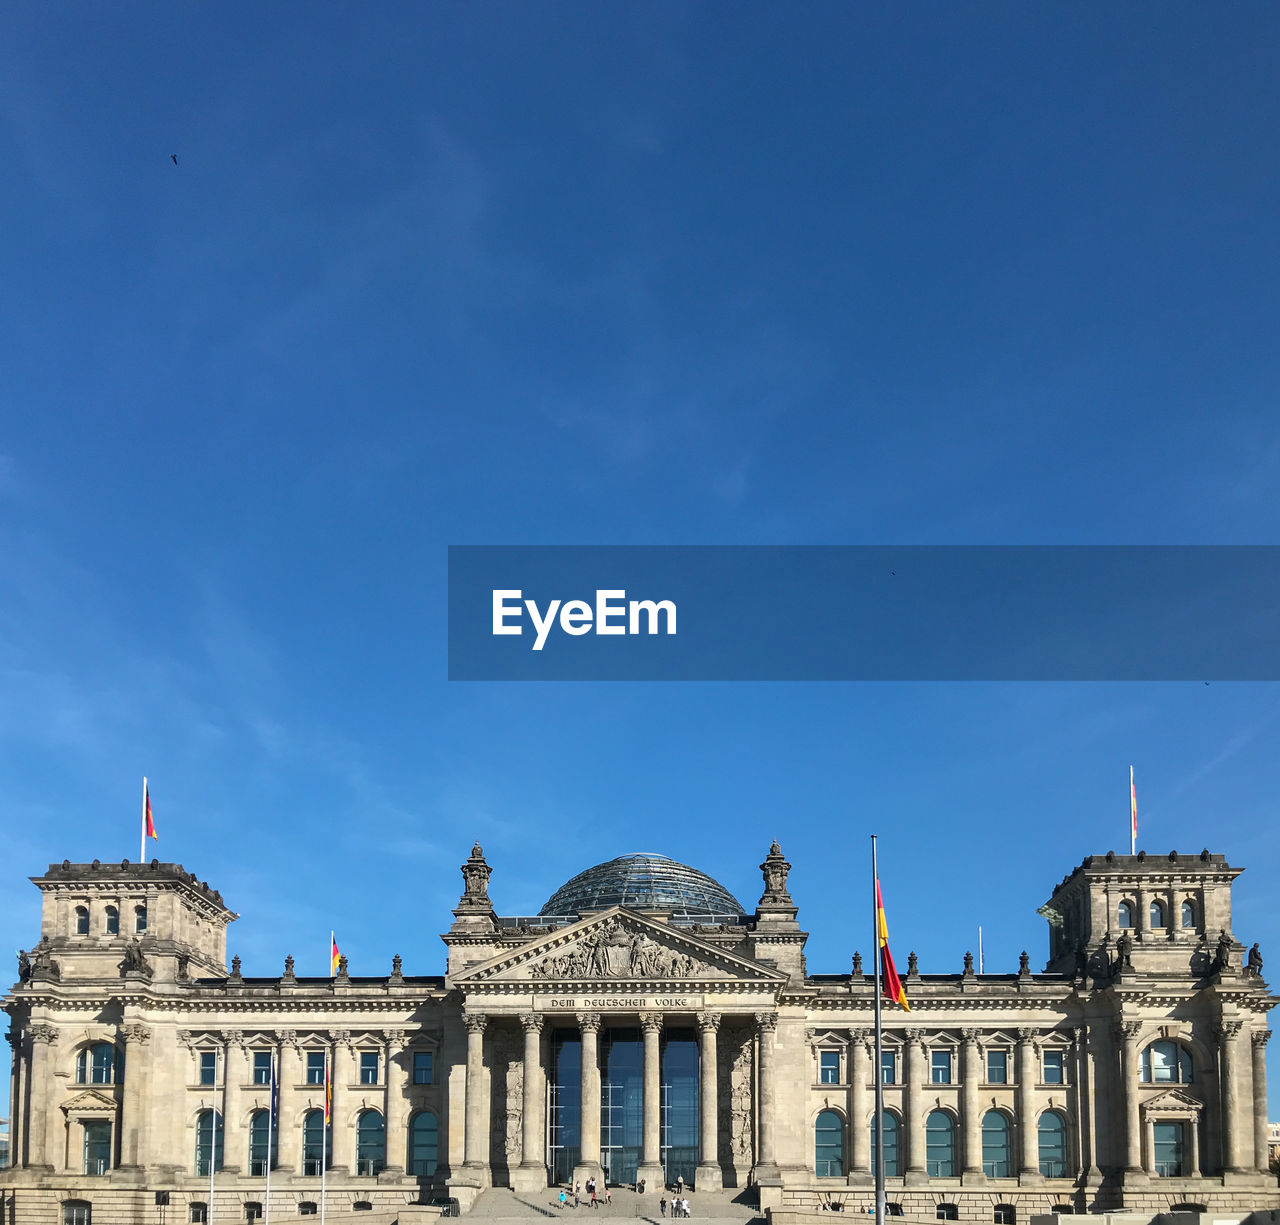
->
[466,1187,763,1224]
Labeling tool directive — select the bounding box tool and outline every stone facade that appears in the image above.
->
[2,846,1278,1225]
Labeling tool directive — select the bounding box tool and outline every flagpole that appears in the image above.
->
[978,926,984,975]
[141,777,148,864]
[872,835,885,1225]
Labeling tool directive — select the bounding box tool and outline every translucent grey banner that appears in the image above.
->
[447,546,1280,681]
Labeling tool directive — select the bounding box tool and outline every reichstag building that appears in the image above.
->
[3,841,1278,1225]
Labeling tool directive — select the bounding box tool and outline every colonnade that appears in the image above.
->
[459,1009,779,1188]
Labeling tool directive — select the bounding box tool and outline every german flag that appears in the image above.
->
[144,778,157,840]
[876,878,909,1011]
[330,932,341,976]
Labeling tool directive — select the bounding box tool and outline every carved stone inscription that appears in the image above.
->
[534,994,705,1011]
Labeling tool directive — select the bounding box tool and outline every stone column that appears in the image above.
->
[221,1036,246,1174]
[696,1013,722,1190]
[120,1024,152,1168]
[1217,1021,1246,1174]
[25,1024,56,1170]
[753,1013,780,1182]
[1252,1030,1270,1174]
[576,1012,603,1184]
[519,1015,546,1177]
[383,1030,406,1176]
[1188,1117,1201,1176]
[462,1013,490,1175]
[277,1034,302,1173]
[1118,1022,1143,1175]
[961,1029,983,1179]
[850,1031,871,1180]
[638,1013,665,1189]
[329,1033,354,1174]
[904,1030,925,1179]
[1016,1028,1040,1179]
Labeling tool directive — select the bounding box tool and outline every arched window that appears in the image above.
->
[75,907,90,935]
[871,1112,900,1178]
[189,1205,207,1224]
[134,905,148,934]
[1181,901,1196,929]
[302,1110,330,1176]
[981,1110,1011,1178]
[248,1109,277,1176]
[1117,901,1133,929]
[994,1206,1016,1225]
[936,1207,958,1220]
[409,1111,439,1178]
[1038,1110,1068,1177]
[63,1202,92,1225]
[1140,1041,1193,1084]
[815,1110,844,1176]
[243,1205,262,1223]
[77,1043,119,1085]
[105,906,119,935]
[925,1111,955,1177]
[1150,900,1166,928]
[356,1111,386,1176]
[195,1110,223,1176]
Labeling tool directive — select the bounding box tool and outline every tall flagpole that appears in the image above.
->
[872,835,885,1225]
[141,777,148,864]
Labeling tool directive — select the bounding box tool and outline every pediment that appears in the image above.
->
[454,908,784,986]
[1142,1087,1202,1115]
[62,1089,118,1116]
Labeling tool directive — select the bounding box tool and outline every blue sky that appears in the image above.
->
[3,4,1280,1114]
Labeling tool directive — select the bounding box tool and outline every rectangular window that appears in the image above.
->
[306,1052,326,1085]
[299,1206,317,1217]
[360,1052,379,1085]
[253,1053,272,1085]
[819,1051,840,1084]
[199,1051,217,1085]
[83,1121,112,1175]
[930,1051,952,1084]
[1043,1052,1065,1085]
[190,1206,207,1224]
[412,1051,433,1085]
[1153,1121,1184,1177]
[880,1051,896,1084]
[986,1051,1008,1084]
[65,1206,92,1225]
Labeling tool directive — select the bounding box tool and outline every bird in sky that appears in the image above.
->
[170,154,178,166]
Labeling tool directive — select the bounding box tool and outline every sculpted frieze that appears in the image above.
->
[525,917,722,981]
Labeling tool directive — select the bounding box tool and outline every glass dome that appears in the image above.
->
[539,853,746,922]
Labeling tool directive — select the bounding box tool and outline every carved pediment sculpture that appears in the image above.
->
[454,907,783,986]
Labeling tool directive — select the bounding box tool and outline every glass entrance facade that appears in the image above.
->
[661,1030,699,1187]
[601,1029,643,1184]
[547,1024,701,1187]
[549,1032,582,1185]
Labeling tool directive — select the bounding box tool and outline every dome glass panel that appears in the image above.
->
[539,853,745,922]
